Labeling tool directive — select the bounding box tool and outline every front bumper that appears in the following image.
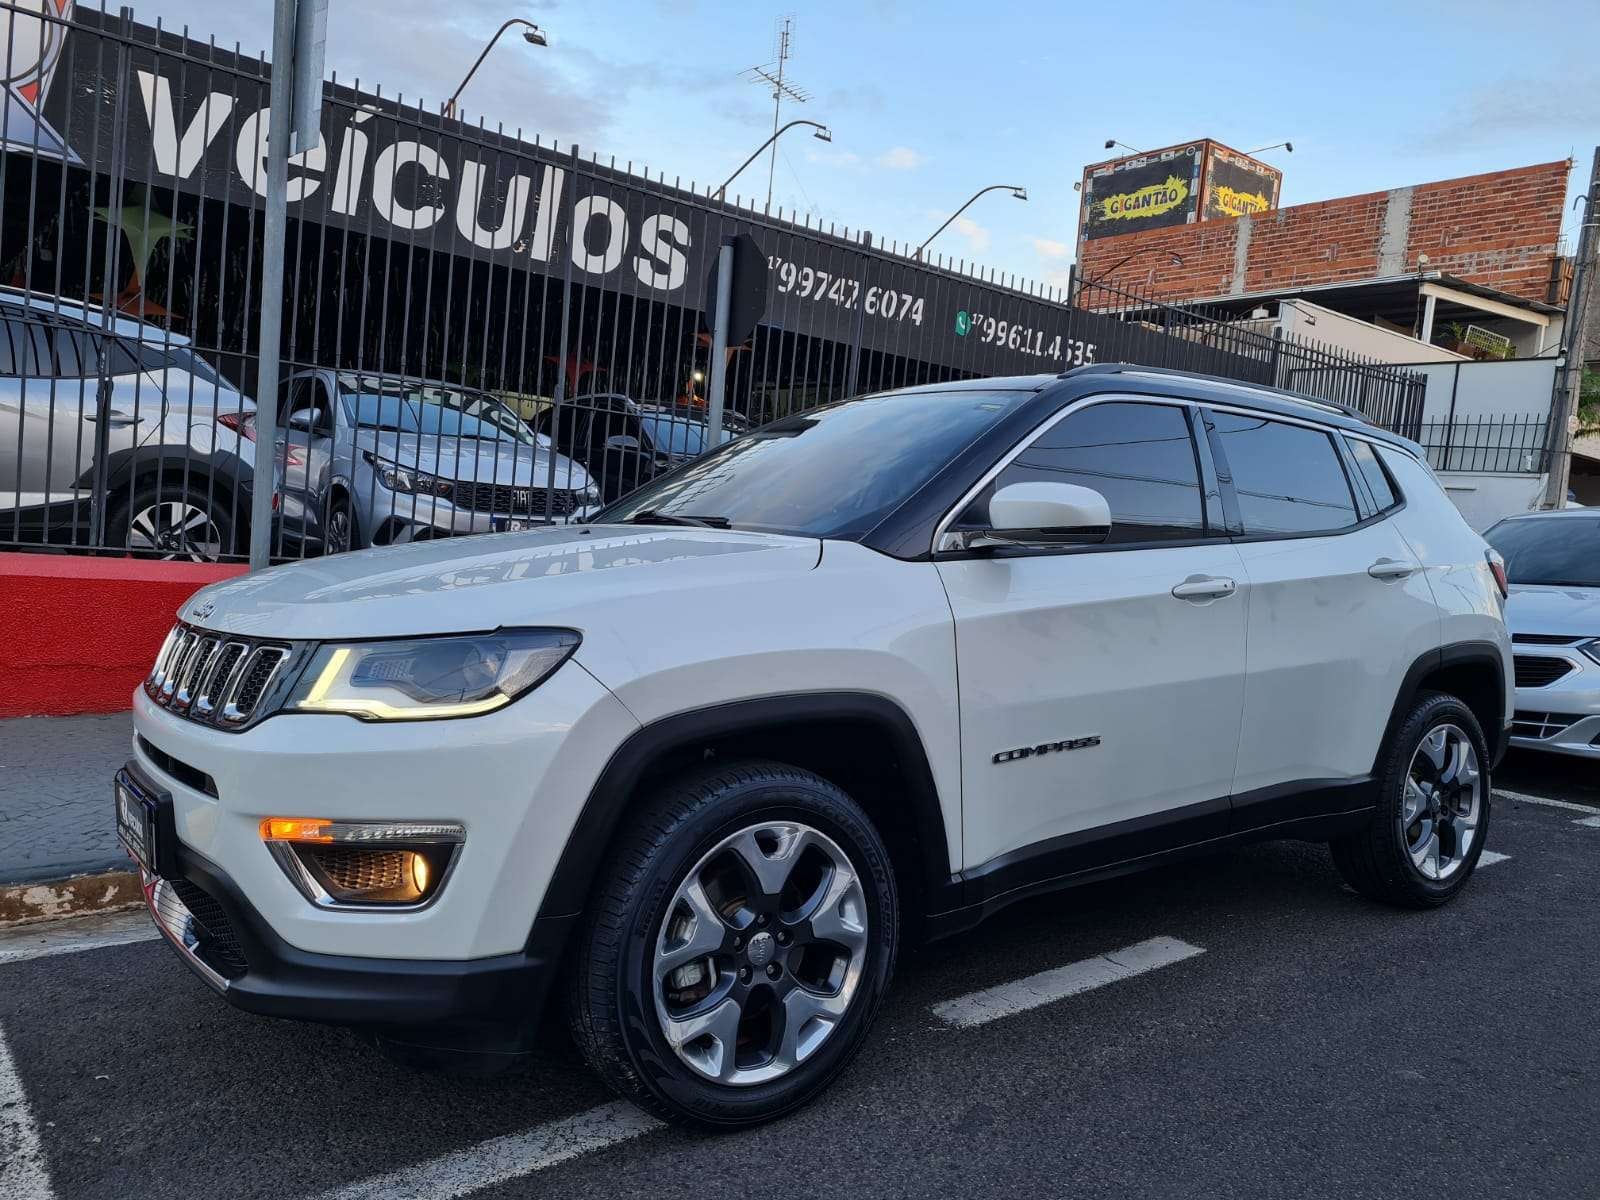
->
[1509,647,1600,760]
[130,782,574,1037]
[127,655,637,964]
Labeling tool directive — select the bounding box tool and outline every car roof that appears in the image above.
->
[0,286,193,344]
[870,365,1421,456]
[1491,507,1595,523]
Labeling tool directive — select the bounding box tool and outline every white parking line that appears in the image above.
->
[1494,788,1600,816]
[930,935,1205,1030]
[1479,850,1511,867]
[0,909,158,966]
[0,1023,56,1200]
[311,1100,660,1200]
[1573,816,1600,829]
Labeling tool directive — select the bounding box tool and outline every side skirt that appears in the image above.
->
[923,778,1375,942]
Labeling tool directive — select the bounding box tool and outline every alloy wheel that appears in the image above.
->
[326,505,352,554]
[127,501,224,562]
[1401,723,1482,881]
[653,820,869,1087]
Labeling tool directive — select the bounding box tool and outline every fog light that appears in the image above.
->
[261,818,463,909]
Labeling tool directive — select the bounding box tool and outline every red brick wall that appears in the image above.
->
[1078,161,1571,305]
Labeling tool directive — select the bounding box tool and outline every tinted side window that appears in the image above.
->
[1208,411,1357,535]
[1346,437,1399,511]
[986,401,1205,544]
[0,317,49,377]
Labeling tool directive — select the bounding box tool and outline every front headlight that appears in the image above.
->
[361,451,453,497]
[284,629,579,721]
[1579,638,1600,666]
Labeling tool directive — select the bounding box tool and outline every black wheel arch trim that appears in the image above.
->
[532,691,956,926]
[93,443,255,509]
[1375,640,1509,775]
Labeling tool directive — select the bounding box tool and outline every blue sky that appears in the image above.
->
[135,0,1598,288]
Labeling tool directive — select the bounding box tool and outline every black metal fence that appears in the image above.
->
[0,2,1432,563]
[1415,414,1555,475]
[1071,277,1428,435]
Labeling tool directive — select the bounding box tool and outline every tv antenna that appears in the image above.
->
[741,16,810,211]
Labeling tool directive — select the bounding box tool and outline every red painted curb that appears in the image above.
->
[0,552,248,718]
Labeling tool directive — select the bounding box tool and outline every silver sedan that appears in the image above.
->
[1484,509,1600,760]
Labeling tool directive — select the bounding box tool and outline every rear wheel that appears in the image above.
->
[569,760,898,1129]
[111,480,238,562]
[1331,691,1491,908]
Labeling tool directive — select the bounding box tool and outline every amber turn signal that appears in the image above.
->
[259,817,333,843]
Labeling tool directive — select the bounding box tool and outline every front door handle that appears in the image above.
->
[1171,575,1236,601]
[1367,557,1418,581]
[85,411,140,428]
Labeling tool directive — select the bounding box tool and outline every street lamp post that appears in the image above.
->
[913,185,1027,260]
[714,120,832,203]
[444,18,547,119]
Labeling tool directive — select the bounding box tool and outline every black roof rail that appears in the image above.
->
[1058,362,1373,425]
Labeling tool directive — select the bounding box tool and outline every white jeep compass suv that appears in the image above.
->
[119,365,1513,1129]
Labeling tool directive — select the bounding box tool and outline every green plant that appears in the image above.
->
[1579,367,1600,432]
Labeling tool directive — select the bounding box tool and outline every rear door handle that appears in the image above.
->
[85,411,140,428]
[1367,557,1418,581]
[1171,575,1236,601]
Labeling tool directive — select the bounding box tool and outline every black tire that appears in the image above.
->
[109,478,239,562]
[324,491,358,554]
[569,759,899,1130]
[1330,691,1492,908]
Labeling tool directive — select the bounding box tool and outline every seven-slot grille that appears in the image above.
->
[1512,654,1575,689]
[454,481,579,516]
[146,623,291,728]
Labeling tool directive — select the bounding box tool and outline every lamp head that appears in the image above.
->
[1103,139,1116,150]
[1011,187,1028,201]
[813,125,833,143]
[522,26,548,46]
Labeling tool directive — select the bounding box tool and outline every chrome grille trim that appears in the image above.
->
[146,875,229,993]
[148,626,183,689]
[159,632,199,700]
[221,646,288,725]
[194,641,248,717]
[173,637,219,710]
[143,623,298,730]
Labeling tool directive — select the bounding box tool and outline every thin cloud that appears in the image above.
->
[1032,237,1070,259]
[952,215,990,253]
[876,146,926,170]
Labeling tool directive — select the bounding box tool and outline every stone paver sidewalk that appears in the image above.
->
[0,713,131,883]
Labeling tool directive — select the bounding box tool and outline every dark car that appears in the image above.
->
[531,393,741,503]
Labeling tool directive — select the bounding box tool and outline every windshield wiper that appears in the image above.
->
[626,510,732,529]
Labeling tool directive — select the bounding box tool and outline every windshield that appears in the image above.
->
[337,376,535,445]
[1484,515,1600,588]
[596,388,1034,538]
[639,413,715,458]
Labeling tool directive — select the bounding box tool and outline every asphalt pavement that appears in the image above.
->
[2,767,1597,1200]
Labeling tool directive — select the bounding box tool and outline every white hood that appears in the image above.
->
[182,525,822,641]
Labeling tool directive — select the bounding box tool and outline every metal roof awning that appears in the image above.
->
[1180,273,1563,330]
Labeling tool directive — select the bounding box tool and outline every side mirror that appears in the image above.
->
[945,481,1111,551]
[605,434,642,452]
[286,409,318,433]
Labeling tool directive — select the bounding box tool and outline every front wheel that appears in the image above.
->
[569,761,899,1129]
[1331,691,1491,908]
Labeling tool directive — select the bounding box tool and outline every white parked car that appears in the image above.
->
[0,288,263,558]
[1483,509,1600,759]
[119,365,1513,1128]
